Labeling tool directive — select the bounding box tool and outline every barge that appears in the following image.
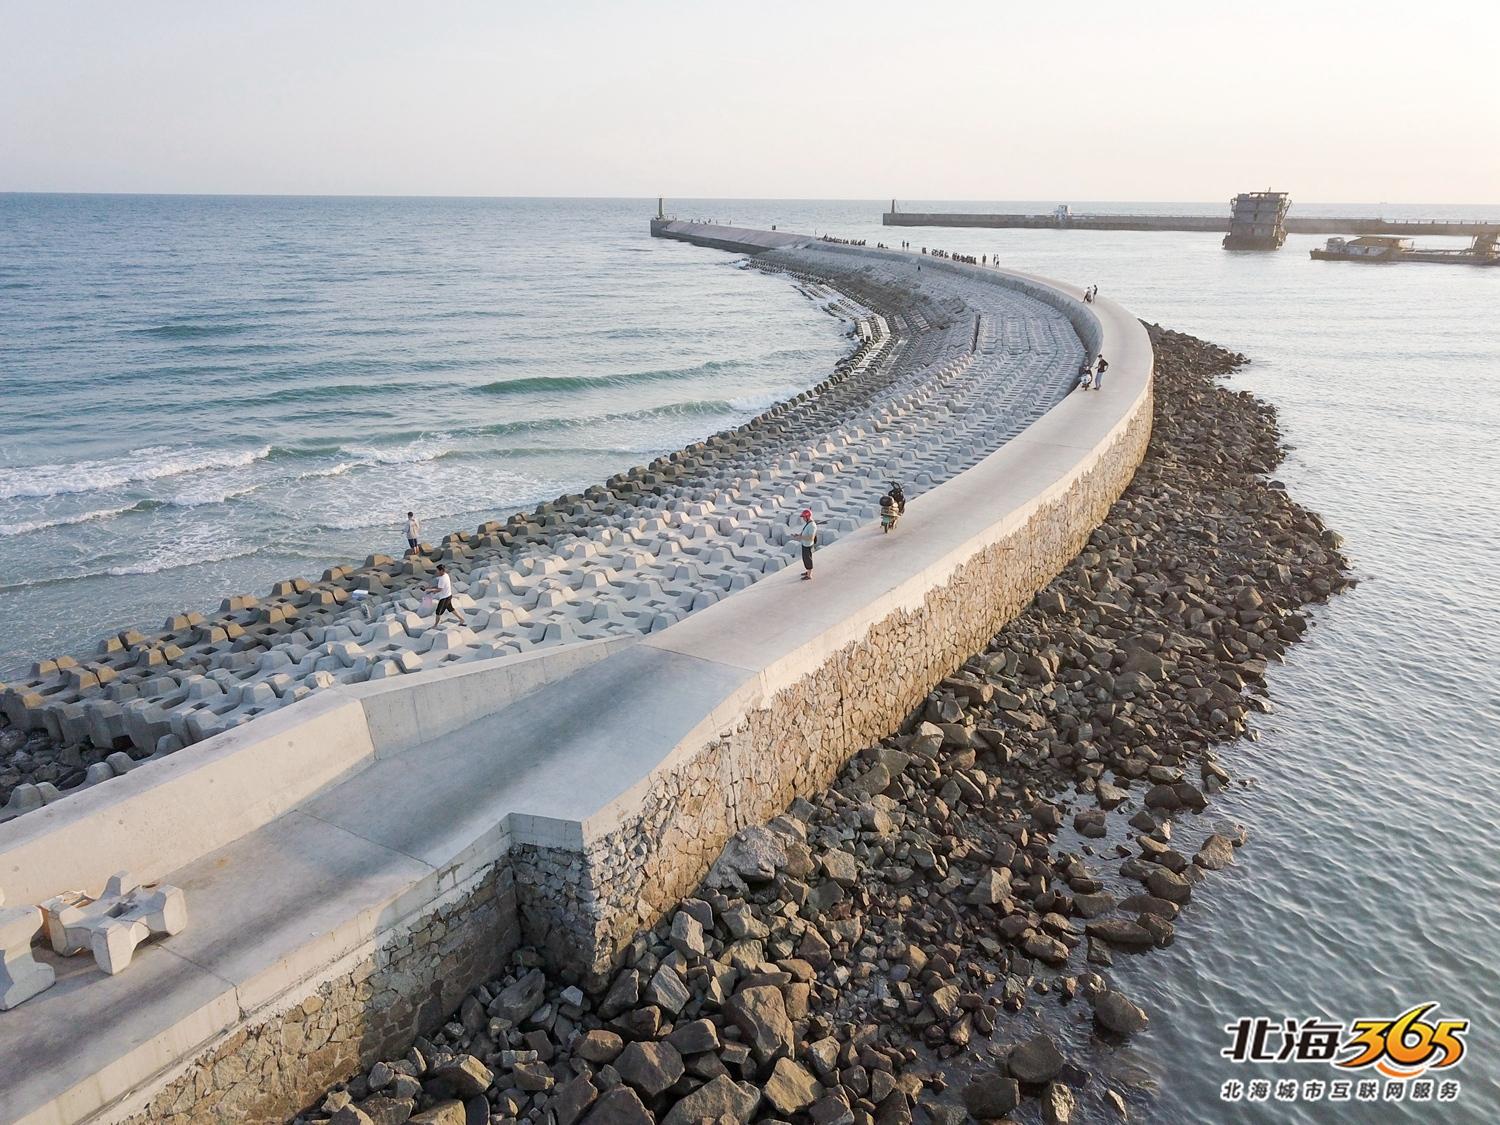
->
[1311,233,1500,265]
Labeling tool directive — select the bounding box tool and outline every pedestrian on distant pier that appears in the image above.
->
[428,564,460,624]
[405,511,420,553]
[798,508,818,581]
[1076,360,1094,391]
[1094,355,1109,390]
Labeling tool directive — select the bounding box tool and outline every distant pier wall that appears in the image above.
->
[883,211,1500,237]
[649,219,810,254]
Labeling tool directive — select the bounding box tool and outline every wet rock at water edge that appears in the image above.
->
[1093,988,1150,1036]
[1008,1032,1066,1085]
[963,1073,1020,1117]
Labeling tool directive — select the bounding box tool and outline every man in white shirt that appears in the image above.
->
[428,564,459,625]
[405,511,420,554]
[799,509,818,581]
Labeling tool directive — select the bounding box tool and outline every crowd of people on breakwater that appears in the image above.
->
[817,235,867,246]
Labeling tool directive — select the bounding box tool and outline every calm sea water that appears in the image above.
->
[0,195,854,675]
[3,196,1498,1121]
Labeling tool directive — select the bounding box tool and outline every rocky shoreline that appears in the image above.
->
[290,326,1351,1125]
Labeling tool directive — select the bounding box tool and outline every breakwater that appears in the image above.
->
[0,228,1083,822]
[0,223,1148,1124]
[882,210,1500,237]
[289,324,1348,1125]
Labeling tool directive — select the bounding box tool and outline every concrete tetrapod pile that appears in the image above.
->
[0,247,1084,822]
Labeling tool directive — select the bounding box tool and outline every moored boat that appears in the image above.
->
[1311,233,1500,265]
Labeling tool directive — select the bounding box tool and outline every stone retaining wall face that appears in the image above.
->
[513,384,1153,984]
[123,863,519,1124]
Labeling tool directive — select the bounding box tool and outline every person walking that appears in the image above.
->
[798,508,818,581]
[1094,355,1109,390]
[428,564,460,624]
[404,511,421,553]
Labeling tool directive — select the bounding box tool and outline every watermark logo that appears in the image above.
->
[1338,1003,1468,1079]
[1219,1003,1468,1105]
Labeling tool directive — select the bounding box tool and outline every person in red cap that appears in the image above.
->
[798,508,818,580]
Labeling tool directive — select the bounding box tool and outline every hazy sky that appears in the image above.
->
[3,0,1496,202]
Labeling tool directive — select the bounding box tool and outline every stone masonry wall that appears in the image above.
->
[122,862,519,1124]
[510,383,1153,985]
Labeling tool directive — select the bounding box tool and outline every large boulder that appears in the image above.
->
[644,963,690,1015]
[1094,989,1149,1035]
[409,1102,466,1125]
[580,1086,654,1125]
[706,825,787,889]
[1008,1033,1065,1084]
[724,985,794,1063]
[962,1074,1019,1118]
[575,1029,624,1063]
[1042,1081,1076,1125]
[661,1075,760,1125]
[489,968,546,1025]
[668,1017,721,1054]
[424,1055,492,1100]
[352,1096,415,1125]
[763,1057,823,1114]
[550,1077,599,1125]
[819,848,859,886]
[1194,833,1236,870]
[1086,919,1156,948]
[615,1039,685,1097]
[1144,868,1192,904]
[669,909,706,957]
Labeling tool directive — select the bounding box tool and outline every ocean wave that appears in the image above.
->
[0,544,262,593]
[295,460,359,480]
[0,445,272,501]
[474,359,740,397]
[337,436,453,466]
[162,482,262,508]
[260,381,446,405]
[729,385,805,413]
[104,546,260,577]
[135,322,255,340]
[488,444,672,460]
[0,502,139,537]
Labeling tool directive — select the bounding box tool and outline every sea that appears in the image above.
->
[2,195,1497,1121]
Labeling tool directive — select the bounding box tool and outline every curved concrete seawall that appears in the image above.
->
[0,223,1151,1124]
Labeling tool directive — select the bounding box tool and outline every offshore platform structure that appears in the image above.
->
[1223,190,1291,250]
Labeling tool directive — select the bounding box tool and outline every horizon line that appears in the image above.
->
[3,190,1498,209]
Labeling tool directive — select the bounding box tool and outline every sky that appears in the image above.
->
[2,0,1497,203]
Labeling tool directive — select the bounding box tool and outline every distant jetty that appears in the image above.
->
[883,193,1500,252]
